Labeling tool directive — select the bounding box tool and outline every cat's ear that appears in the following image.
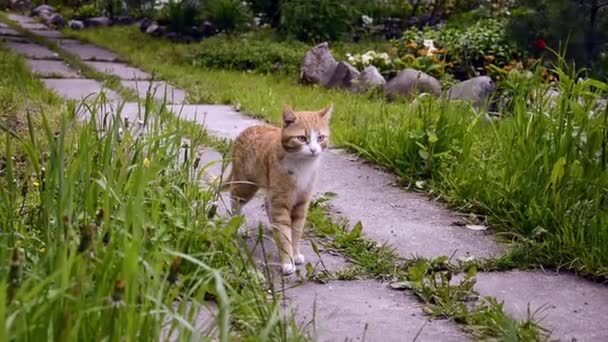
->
[319,103,333,121]
[283,105,296,127]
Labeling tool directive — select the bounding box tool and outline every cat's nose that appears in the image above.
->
[309,147,318,155]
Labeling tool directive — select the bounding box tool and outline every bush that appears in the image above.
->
[248,0,281,26]
[155,0,201,35]
[191,35,307,74]
[397,19,523,79]
[280,0,354,42]
[204,0,252,33]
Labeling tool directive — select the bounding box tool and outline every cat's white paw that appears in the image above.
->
[294,253,305,265]
[281,263,295,275]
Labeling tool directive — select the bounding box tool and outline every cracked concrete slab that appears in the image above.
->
[473,271,608,341]
[21,22,51,31]
[0,27,22,36]
[42,78,121,102]
[27,59,81,78]
[48,38,83,45]
[0,34,29,43]
[168,104,502,260]
[3,41,60,59]
[7,14,37,25]
[85,61,151,80]
[286,280,467,342]
[122,80,186,103]
[30,29,63,39]
[60,42,120,62]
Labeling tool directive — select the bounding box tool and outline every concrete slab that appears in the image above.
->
[0,34,29,43]
[60,42,120,62]
[85,61,151,80]
[0,22,8,28]
[168,105,502,260]
[42,78,121,102]
[27,59,81,78]
[286,280,468,342]
[473,271,608,341]
[21,22,51,31]
[3,41,60,59]
[0,27,22,36]
[49,37,89,45]
[29,29,63,39]
[7,14,37,25]
[122,80,186,104]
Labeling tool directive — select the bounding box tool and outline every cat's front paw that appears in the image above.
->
[294,253,305,265]
[281,263,295,275]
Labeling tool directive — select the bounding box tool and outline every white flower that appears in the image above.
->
[423,39,438,56]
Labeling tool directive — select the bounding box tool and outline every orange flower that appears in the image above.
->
[417,48,429,57]
[405,41,417,49]
[401,54,416,63]
[484,55,495,62]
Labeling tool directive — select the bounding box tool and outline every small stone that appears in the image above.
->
[447,76,496,110]
[300,42,338,86]
[46,13,66,28]
[352,66,386,93]
[327,61,360,89]
[384,68,442,100]
[31,4,55,17]
[69,20,85,30]
[84,16,112,28]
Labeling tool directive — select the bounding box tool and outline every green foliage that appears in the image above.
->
[398,18,523,78]
[204,0,252,33]
[280,0,354,42]
[248,0,281,26]
[351,0,412,20]
[191,34,307,74]
[155,0,201,35]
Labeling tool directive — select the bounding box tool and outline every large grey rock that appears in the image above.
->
[300,42,338,86]
[326,61,360,89]
[69,20,85,30]
[352,65,386,93]
[30,4,55,17]
[145,23,165,37]
[84,16,112,27]
[9,0,32,11]
[45,13,66,28]
[447,76,496,109]
[384,68,441,99]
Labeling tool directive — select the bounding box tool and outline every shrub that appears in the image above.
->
[191,35,308,74]
[248,0,281,27]
[204,0,252,33]
[280,0,354,42]
[397,19,523,79]
[155,0,201,35]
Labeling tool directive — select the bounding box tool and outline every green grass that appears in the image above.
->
[0,43,307,341]
[66,26,608,279]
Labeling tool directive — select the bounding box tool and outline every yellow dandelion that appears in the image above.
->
[143,157,151,168]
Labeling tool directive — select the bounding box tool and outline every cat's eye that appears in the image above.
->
[297,135,307,142]
[317,135,326,142]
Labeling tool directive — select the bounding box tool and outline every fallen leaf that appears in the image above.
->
[389,281,413,290]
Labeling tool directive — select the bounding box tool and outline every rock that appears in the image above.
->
[113,15,133,25]
[46,13,66,28]
[327,61,360,89]
[139,18,153,32]
[200,21,217,37]
[84,16,112,28]
[146,23,165,37]
[384,68,442,100]
[68,20,85,30]
[300,42,338,86]
[9,0,32,11]
[30,4,55,16]
[352,66,386,93]
[447,76,496,109]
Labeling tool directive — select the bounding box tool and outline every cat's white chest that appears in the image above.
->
[282,156,320,193]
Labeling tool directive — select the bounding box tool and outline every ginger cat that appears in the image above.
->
[223,104,333,275]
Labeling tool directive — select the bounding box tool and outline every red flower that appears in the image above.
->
[535,38,547,50]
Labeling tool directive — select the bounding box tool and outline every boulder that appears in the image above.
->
[146,23,165,37]
[9,0,32,11]
[84,16,112,28]
[139,18,153,32]
[352,66,386,93]
[113,15,134,25]
[384,68,442,100]
[30,4,55,16]
[46,13,66,28]
[300,42,338,86]
[68,20,85,30]
[327,61,360,89]
[447,76,496,109]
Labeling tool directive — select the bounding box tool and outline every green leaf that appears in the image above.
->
[349,221,363,239]
[427,131,438,144]
[418,149,430,160]
[550,157,566,187]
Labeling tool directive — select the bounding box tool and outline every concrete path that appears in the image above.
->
[3,13,608,341]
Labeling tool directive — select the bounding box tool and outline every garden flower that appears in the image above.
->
[535,38,547,50]
[423,39,438,56]
[143,157,151,168]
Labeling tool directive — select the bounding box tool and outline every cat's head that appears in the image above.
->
[281,104,333,159]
